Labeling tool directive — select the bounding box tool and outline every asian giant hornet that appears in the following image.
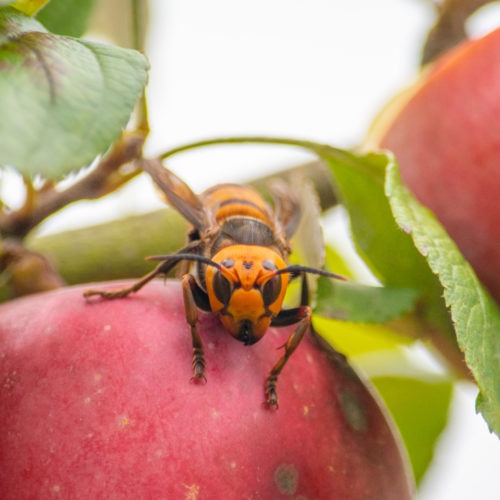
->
[84,158,344,407]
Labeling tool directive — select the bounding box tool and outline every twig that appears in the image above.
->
[422,0,493,64]
[0,131,146,240]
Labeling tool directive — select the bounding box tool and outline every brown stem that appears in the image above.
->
[21,160,335,286]
[0,131,146,239]
[25,208,188,288]
[0,157,335,299]
[422,0,493,64]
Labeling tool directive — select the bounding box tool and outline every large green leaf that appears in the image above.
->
[385,161,500,434]
[315,277,419,323]
[0,8,148,178]
[324,152,431,287]
[321,150,450,322]
[313,316,412,358]
[372,376,453,484]
[36,0,95,37]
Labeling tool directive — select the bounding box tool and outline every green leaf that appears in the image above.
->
[36,0,95,37]
[324,244,356,280]
[372,376,453,484]
[313,315,412,358]
[385,161,500,434]
[11,0,48,16]
[315,277,419,323]
[0,8,148,178]
[321,150,455,338]
[322,152,434,288]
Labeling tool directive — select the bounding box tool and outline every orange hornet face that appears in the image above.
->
[204,245,289,345]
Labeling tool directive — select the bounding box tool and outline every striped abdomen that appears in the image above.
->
[201,184,274,227]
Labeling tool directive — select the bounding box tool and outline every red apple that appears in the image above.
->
[0,281,412,498]
[374,28,500,303]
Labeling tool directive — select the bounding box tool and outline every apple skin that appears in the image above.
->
[378,28,500,303]
[0,281,412,499]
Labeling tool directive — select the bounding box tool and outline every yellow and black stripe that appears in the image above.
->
[201,184,273,226]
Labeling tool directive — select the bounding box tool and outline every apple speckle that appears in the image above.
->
[50,484,61,494]
[339,388,368,433]
[274,463,299,495]
[183,483,200,499]
[118,415,131,428]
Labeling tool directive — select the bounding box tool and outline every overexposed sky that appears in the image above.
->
[145,0,431,187]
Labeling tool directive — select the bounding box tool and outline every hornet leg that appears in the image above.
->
[265,273,311,408]
[182,274,207,383]
[83,261,169,299]
[266,305,311,408]
[83,244,200,300]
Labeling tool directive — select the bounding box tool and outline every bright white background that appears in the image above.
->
[42,1,500,498]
